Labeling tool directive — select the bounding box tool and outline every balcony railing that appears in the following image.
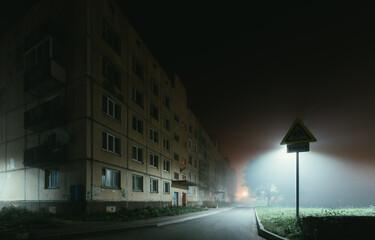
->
[24,60,66,97]
[24,99,64,132]
[23,145,66,168]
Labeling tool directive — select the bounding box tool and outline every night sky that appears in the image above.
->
[3,1,375,196]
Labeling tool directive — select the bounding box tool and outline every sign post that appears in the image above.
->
[281,118,316,219]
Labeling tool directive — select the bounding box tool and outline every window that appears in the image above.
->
[188,171,192,180]
[150,179,158,193]
[189,187,192,196]
[173,172,179,180]
[132,56,144,79]
[174,114,179,123]
[189,123,193,133]
[102,19,121,55]
[194,188,197,196]
[132,174,143,191]
[102,168,120,189]
[102,95,120,120]
[174,133,179,142]
[150,103,159,120]
[150,153,159,168]
[163,94,170,109]
[163,159,170,172]
[182,175,186,180]
[150,128,158,143]
[102,57,121,89]
[150,78,159,96]
[132,145,143,163]
[24,37,50,71]
[182,140,186,148]
[194,144,197,152]
[181,122,186,131]
[132,87,144,107]
[174,153,179,161]
[102,131,120,154]
[189,155,192,165]
[163,116,170,130]
[163,181,170,194]
[45,169,59,189]
[194,160,198,168]
[132,116,143,134]
[163,138,170,151]
[182,158,186,165]
[188,139,192,148]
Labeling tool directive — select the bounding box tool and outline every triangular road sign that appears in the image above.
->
[280,118,317,145]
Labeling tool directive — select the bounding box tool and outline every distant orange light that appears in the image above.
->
[242,191,248,196]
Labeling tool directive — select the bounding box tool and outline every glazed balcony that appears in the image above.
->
[23,144,66,168]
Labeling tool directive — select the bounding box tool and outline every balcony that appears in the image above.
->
[24,99,64,132]
[23,145,66,168]
[24,60,66,97]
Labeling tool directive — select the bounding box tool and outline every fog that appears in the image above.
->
[245,147,375,207]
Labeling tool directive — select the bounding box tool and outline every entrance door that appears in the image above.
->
[182,192,186,206]
[174,192,178,206]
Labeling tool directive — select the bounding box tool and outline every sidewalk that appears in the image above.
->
[29,207,233,239]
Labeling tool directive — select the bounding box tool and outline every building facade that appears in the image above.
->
[0,0,236,214]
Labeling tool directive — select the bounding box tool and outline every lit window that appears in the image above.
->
[45,169,59,189]
[102,168,120,189]
[182,158,186,165]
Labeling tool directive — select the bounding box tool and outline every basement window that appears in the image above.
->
[45,169,59,189]
[102,168,120,189]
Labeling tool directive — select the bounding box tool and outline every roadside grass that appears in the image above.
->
[81,206,208,222]
[256,206,375,240]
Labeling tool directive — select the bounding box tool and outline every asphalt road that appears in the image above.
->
[77,206,264,240]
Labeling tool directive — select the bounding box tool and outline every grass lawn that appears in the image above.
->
[256,206,375,240]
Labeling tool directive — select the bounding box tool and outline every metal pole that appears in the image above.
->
[296,151,300,219]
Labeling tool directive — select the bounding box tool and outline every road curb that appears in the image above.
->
[30,208,234,239]
[254,209,289,240]
[157,207,234,226]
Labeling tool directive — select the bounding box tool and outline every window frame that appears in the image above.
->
[132,145,144,163]
[163,159,170,172]
[150,178,159,193]
[150,128,158,143]
[102,95,121,120]
[101,168,121,189]
[150,152,159,168]
[45,168,59,189]
[132,174,144,192]
[132,86,144,107]
[132,115,143,134]
[102,131,121,155]
[163,181,170,194]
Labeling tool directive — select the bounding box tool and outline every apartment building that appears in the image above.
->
[0,0,236,214]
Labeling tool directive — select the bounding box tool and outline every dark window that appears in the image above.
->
[189,155,192,165]
[103,19,121,55]
[24,37,50,71]
[102,131,120,154]
[150,103,159,120]
[45,169,59,189]
[132,56,144,80]
[174,153,179,161]
[102,57,121,89]
[163,116,170,131]
[150,78,159,96]
[132,174,143,191]
[163,94,170,109]
[163,159,170,172]
[132,87,144,107]
[150,179,158,193]
[102,168,120,189]
[150,128,158,143]
[174,114,179,123]
[173,172,179,180]
[163,181,170,194]
[102,95,120,120]
[132,145,143,163]
[189,123,193,133]
[132,116,143,134]
[163,138,170,151]
[150,153,159,168]
[174,133,179,142]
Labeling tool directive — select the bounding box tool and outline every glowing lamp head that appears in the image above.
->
[242,191,248,196]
